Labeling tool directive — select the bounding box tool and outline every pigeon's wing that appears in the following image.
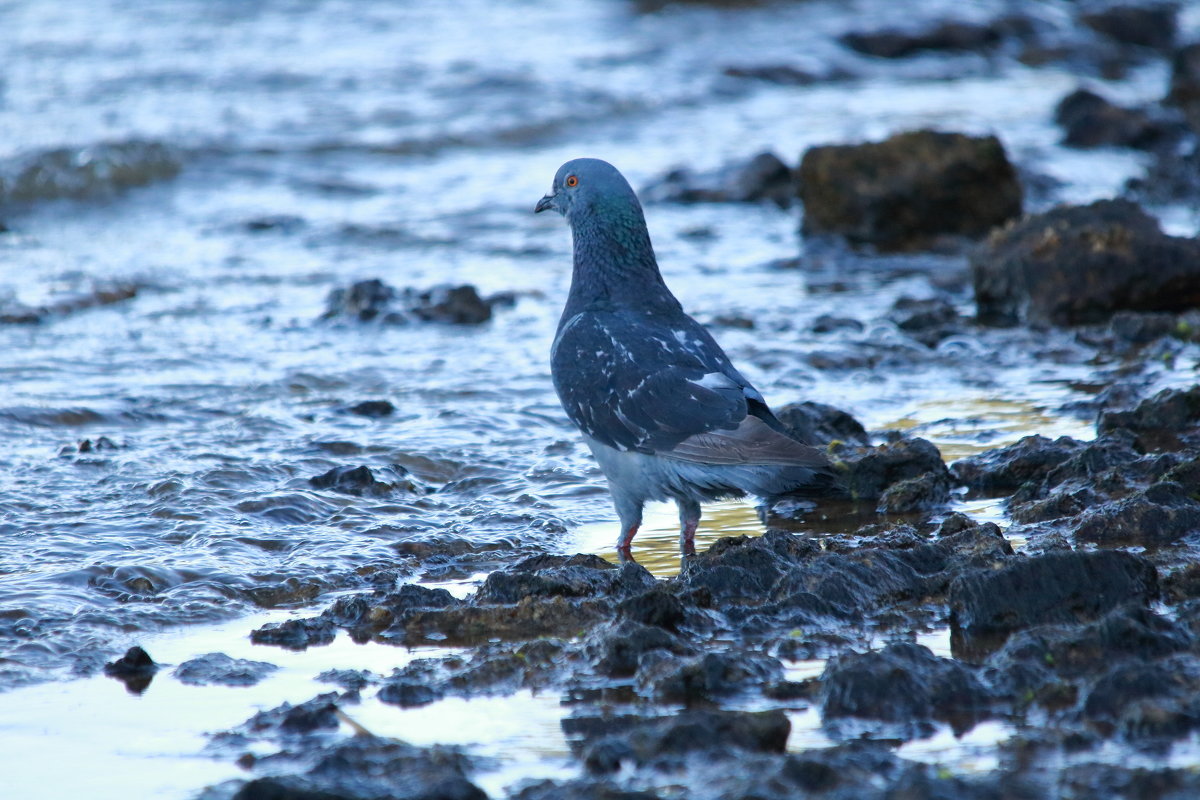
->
[551,310,829,468]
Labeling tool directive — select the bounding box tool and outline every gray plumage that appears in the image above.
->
[536,158,843,554]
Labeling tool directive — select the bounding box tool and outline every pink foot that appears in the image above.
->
[680,520,697,556]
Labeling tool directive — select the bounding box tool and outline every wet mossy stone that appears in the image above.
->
[250,617,337,651]
[798,130,1021,252]
[820,643,992,738]
[475,554,653,604]
[774,401,869,447]
[972,199,1200,326]
[1054,89,1179,150]
[1074,481,1200,547]
[834,436,950,502]
[642,151,794,207]
[952,435,1085,493]
[173,652,279,687]
[1099,386,1200,451]
[950,550,1158,645]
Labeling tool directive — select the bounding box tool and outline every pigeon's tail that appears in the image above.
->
[746,462,850,502]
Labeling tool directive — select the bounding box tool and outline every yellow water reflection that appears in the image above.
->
[574,498,763,578]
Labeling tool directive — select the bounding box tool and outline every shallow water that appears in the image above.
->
[3,0,1200,796]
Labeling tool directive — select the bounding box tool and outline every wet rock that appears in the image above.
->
[308,465,395,496]
[588,620,694,678]
[321,279,501,325]
[887,296,964,347]
[324,583,461,633]
[642,152,794,207]
[346,400,394,418]
[408,284,492,324]
[377,680,444,708]
[245,693,342,736]
[615,587,686,631]
[775,400,869,447]
[636,650,784,702]
[1082,654,1200,741]
[952,435,1085,493]
[1166,42,1200,130]
[512,779,662,800]
[398,595,608,645]
[810,314,863,334]
[835,436,951,502]
[876,469,952,513]
[317,669,377,692]
[0,139,181,206]
[474,554,654,604]
[229,737,484,800]
[102,646,159,693]
[1080,4,1177,51]
[1074,482,1200,547]
[580,709,789,773]
[242,214,306,233]
[0,282,140,325]
[174,652,279,687]
[840,20,1007,59]
[950,550,1158,657]
[250,618,337,651]
[971,199,1200,326]
[1098,386,1200,451]
[821,643,992,739]
[1054,89,1180,150]
[722,64,820,85]
[798,130,1021,252]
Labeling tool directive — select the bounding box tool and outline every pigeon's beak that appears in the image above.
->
[534,193,556,214]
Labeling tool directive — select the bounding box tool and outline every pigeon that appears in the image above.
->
[536,158,845,556]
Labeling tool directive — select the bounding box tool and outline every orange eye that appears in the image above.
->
[565,175,578,187]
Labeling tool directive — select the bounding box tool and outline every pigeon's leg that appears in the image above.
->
[613,492,643,557]
[677,497,701,556]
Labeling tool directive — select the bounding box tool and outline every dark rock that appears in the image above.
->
[616,588,686,631]
[475,554,654,605]
[1074,482,1200,547]
[1083,655,1200,741]
[1054,88,1179,150]
[0,282,140,325]
[512,780,662,800]
[230,737,484,800]
[887,296,963,347]
[398,595,608,645]
[840,20,1005,59]
[952,435,1085,492]
[636,650,784,702]
[347,400,394,418]
[324,584,461,631]
[1098,386,1200,451]
[173,652,279,687]
[950,550,1158,657]
[643,152,794,207]
[835,436,950,502]
[1081,4,1177,51]
[588,620,693,678]
[102,646,159,693]
[322,279,395,322]
[308,465,395,496]
[1167,42,1200,131]
[245,693,341,735]
[775,401,870,447]
[408,284,492,324]
[580,709,789,773]
[316,669,376,692]
[722,64,820,85]
[799,130,1021,252]
[971,199,1200,326]
[377,680,444,708]
[876,469,952,513]
[321,279,500,325]
[810,314,863,334]
[242,214,306,233]
[250,618,337,651]
[821,643,992,738]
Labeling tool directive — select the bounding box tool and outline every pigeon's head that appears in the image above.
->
[535,158,641,223]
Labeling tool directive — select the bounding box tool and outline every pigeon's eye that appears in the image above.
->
[565,175,579,188]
